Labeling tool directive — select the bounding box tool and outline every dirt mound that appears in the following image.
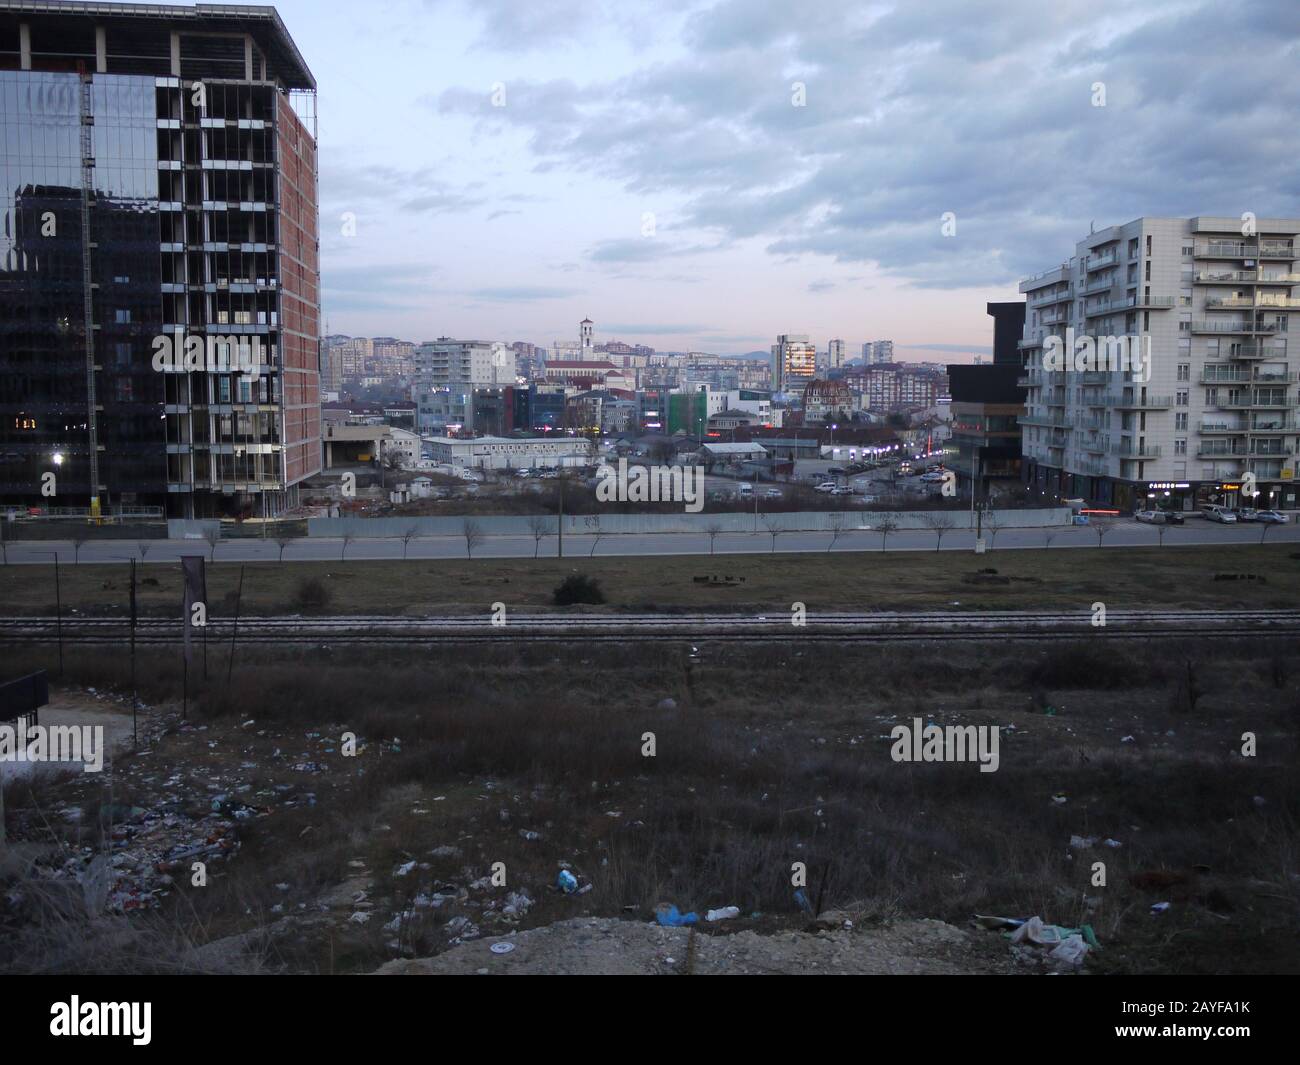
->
[375,915,1000,975]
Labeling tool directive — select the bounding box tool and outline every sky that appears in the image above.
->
[270,0,1300,361]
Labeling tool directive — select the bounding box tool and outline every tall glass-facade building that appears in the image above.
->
[0,2,320,518]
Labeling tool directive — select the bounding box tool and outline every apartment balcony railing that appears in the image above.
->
[1214,395,1293,409]
[1086,248,1120,271]
[1197,422,1244,434]
[1028,287,1073,307]
[1081,276,1116,295]
[1107,395,1174,409]
[1195,240,1297,259]
[1019,413,1067,427]
[1205,296,1300,310]
[1199,369,1295,385]
[1195,270,1300,284]
[1190,320,1284,334]
[1112,442,1162,458]
[1219,343,1289,359]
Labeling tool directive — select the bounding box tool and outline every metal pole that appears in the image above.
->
[557,474,564,558]
[130,558,137,748]
[227,564,244,684]
[54,555,64,677]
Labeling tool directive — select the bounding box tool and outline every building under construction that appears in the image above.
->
[0,1,320,518]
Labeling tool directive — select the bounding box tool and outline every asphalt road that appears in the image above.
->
[2,517,1297,565]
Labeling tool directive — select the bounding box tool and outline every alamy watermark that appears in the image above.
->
[595,458,704,513]
[0,721,104,773]
[151,333,267,380]
[1043,328,1151,382]
[889,717,1000,773]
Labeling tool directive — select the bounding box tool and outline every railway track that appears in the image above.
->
[0,610,1297,645]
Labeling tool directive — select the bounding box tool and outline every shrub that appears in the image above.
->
[293,577,332,612]
[553,574,605,606]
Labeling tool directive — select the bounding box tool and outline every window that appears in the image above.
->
[115,309,131,324]
[1175,413,1188,430]
[1182,245,1193,256]
[1175,439,1187,455]
[1177,364,1190,381]
[1176,391,1189,406]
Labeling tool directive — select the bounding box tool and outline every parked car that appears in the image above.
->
[764,487,783,499]
[827,466,847,476]
[1254,509,1289,524]
[1163,511,1185,525]
[1135,509,1163,523]
[814,481,837,492]
[1202,505,1237,523]
[830,485,854,495]
[738,483,754,497]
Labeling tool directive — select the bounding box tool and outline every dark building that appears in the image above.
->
[0,1,320,518]
[944,303,1029,500]
[986,301,1026,366]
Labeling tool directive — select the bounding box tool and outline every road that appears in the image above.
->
[0,517,1297,564]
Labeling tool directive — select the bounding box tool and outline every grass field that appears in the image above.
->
[1,543,1298,617]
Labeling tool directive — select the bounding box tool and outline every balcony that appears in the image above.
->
[1197,443,1248,458]
[1190,320,1283,334]
[1214,394,1292,409]
[1199,369,1294,385]
[1028,286,1073,307]
[1019,413,1067,427]
[1081,276,1116,295]
[1195,270,1300,285]
[1195,240,1297,260]
[1017,337,1044,350]
[1108,395,1174,409]
[1197,422,1245,434]
[1086,248,1120,271]
[1247,421,1297,434]
[1219,342,1289,359]
[1113,442,1162,459]
[1205,296,1300,310]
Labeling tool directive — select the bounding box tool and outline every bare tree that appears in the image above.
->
[69,533,89,565]
[705,521,723,556]
[401,525,420,559]
[137,541,152,563]
[826,512,845,552]
[921,512,956,552]
[527,514,553,559]
[202,526,220,562]
[340,533,355,560]
[276,535,294,563]
[1043,528,1059,549]
[983,508,1003,549]
[762,514,784,553]
[1092,517,1116,547]
[587,516,605,557]
[1260,520,1276,545]
[1155,521,1169,547]
[462,518,485,559]
[875,513,899,551]
[381,448,405,491]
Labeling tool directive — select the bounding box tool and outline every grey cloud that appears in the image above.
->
[434,0,1300,288]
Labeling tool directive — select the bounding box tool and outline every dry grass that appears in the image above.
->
[3,634,1298,974]
[2,543,1299,617]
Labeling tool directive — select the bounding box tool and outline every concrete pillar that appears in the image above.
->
[95,26,106,73]
[19,24,30,70]
[170,32,181,77]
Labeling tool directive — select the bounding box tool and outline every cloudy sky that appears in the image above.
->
[273,0,1300,359]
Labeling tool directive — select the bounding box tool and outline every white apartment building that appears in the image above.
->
[771,333,817,393]
[414,339,514,392]
[1018,216,1300,512]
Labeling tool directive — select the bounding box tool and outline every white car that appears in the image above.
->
[1202,505,1237,523]
[764,488,783,499]
[814,481,837,493]
[1134,509,1163,524]
[1254,509,1289,524]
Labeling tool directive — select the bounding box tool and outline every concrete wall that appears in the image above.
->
[307,508,1071,538]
